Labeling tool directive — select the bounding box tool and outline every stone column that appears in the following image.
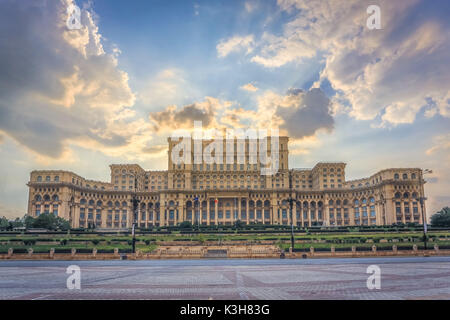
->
[272,203,278,224]
[401,202,406,224]
[246,200,249,225]
[160,196,166,226]
[137,206,141,226]
[238,197,242,221]
[215,200,218,225]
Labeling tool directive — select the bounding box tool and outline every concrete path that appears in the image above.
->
[1,257,450,299]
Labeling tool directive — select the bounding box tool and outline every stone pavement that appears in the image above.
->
[1,257,450,300]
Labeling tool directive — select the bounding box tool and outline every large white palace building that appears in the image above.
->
[27,136,427,229]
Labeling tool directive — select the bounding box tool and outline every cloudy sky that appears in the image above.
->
[0,0,449,219]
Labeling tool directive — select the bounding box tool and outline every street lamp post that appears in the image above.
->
[194,196,199,230]
[288,173,295,252]
[289,197,294,251]
[416,169,432,251]
[131,197,138,254]
[130,173,142,254]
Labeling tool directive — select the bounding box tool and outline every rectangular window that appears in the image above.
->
[354,208,360,218]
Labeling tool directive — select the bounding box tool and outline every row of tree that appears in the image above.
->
[0,207,449,231]
[0,213,70,231]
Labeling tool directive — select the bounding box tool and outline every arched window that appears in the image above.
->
[35,194,42,201]
[45,176,50,182]
[52,195,59,201]
[122,201,128,207]
[54,176,59,182]
[402,173,408,180]
[394,173,399,180]
[354,199,359,206]
[80,198,86,205]
[411,173,416,179]
[395,192,401,199]
[107,201,113,207]
[336,200,341,206]
[96,200,102,206]
[43,194,50,201]
[369,197,375,203]
[328,200,334,206]
[403,192,409,199]
[114,201,120,207]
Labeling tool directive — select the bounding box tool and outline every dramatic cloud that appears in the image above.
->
[149,97,232,132]
[217,35,255,58]
[256,88,334,139]
[246,0,450,125]
[0,0,140,159]
[240,83,259,92]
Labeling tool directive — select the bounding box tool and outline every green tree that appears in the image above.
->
[431,207,450,227]
[23,215,36,229]
[10,217,24,229]
[0,216,9,230]
[179,221,193,229]
[234,220,244,229]
[31,213,70,230]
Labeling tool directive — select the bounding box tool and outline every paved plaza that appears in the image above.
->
[1,257,450,300]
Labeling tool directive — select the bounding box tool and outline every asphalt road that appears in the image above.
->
[1,257,450,299]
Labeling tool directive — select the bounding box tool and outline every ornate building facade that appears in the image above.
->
[27,136,427,229]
